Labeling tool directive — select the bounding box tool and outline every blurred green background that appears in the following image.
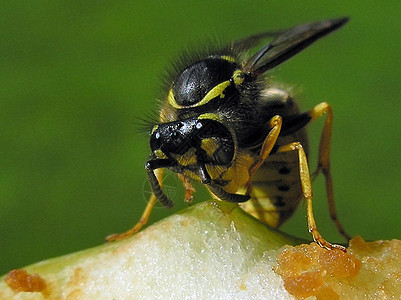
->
[1,1,400,275]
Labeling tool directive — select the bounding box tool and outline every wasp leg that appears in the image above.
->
[307,102,351,241]
[245,115,282,194]
[178,174,196,203]
[277,142,346,252]
[106,169,164,242]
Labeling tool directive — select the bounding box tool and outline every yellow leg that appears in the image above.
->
[277,142,346,252]
[308,102,351,241]
[106,169,163,242]
[245,115,282,194]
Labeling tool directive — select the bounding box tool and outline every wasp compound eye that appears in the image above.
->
[149,128,161,152]
[172,58,238,107]
[196,118,235,166]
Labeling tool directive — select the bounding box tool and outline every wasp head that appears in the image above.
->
[149,116,235,167]
[146,115,249,207]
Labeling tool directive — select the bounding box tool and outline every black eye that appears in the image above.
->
[150,131,161,151]
[213,138,234,165]
[172,58,237,107]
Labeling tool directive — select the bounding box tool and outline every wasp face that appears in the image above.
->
[150,116,235,166]
[146,115,246,206]
[150,121,193,156]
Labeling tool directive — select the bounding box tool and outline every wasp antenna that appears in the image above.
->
[244,17,349,78]
[145,160,174,208]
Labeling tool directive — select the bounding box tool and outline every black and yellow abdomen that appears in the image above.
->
[240,130,308,228]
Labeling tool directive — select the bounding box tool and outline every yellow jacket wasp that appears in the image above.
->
[108,18,351,251]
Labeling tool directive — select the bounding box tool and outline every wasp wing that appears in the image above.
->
[244,17,349,78]
[229,31,283,54]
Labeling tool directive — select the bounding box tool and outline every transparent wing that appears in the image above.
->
[244,18,349,78]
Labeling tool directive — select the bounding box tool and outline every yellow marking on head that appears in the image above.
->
[200,80,231,102]
[154,149,167,159]
[174,148,197,166]
[167,88,182,109]
[232,69,245,85]
[220,55,236,62]
[201,138,220,157]
[168,79,231,109]
[205,164,227,181]
[151,125,159,134]
[198,113,221,121]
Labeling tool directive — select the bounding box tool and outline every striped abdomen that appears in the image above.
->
[239,125,308,228]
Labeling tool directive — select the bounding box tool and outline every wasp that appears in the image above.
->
[108,18,351,251]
